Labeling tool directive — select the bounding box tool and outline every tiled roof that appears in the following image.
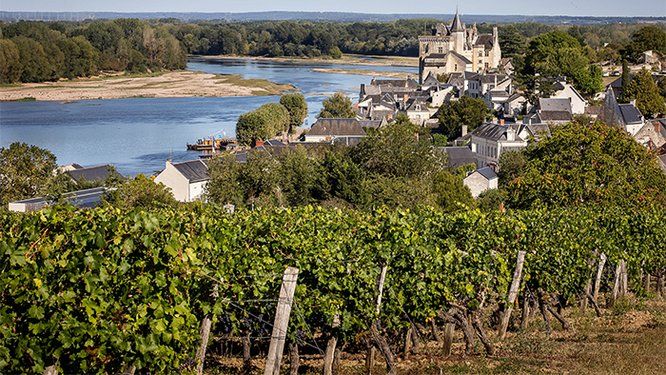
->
[173,160,209,183]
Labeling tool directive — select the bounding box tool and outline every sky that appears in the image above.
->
[1,0,665,17]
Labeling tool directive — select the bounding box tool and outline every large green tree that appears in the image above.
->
[0,39,22,83]
[318,92,356,118]
[505,119,666,209]
[623,25,666,62]
[104,174,177,210]
[623,69,666,118]
[0,143,68,205]
[11,36,50,82]
[437,96,491,140]
[523,31,603,97]
[352,114,446,178]
[235,103,290,146]
[279,93,308,133]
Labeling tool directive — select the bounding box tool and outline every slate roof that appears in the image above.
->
[476,166,498,181]
[422,72,440,86]
[471,123,520,141]
[66,165,117,183]
[442,146,477,168]
[424,51,472,65]
[539,98,572,113]
[359,119,385,129]
[474,34,494,49]
[9,187,108,212]
[308,118,366,137]
[538,111,573,122]
[450,11,465,32]
[618,104,644,125]
[525,124,552,141]
[370,78,419,89]
[172,160,209,183]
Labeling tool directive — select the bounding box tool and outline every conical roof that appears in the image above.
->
[450,9,464,32]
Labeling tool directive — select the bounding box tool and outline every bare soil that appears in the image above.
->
[204,298,666,374]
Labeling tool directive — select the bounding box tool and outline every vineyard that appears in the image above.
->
[0,205,665,374]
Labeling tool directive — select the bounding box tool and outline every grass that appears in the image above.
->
[204,299,666,374]
[213,74,294,95]
[7,96,36,102]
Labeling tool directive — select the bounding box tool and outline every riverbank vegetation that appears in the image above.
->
[0,20,186,84]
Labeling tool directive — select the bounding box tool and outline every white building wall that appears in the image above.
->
[463,172,498,198]
[154,162,190,202]
[189,181,208,202]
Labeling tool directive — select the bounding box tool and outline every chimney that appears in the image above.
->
[462,125,468,136]
[506,127,516,141]
[654,121,661,133]
[493,27,498,43]
[255,139,264,147]
[499,118,505,126]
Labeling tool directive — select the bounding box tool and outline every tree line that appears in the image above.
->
[0,20,186,83]
[2,18,664,86]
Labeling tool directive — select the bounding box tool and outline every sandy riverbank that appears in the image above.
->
[194,53,419,68]
[0,71,295,102]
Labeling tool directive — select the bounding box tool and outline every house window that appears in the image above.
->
[438,47,443,53]
[478,51,483,57]
[454,64,458,70]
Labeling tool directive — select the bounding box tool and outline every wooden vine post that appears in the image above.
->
[367,265,390,375]
[264,267,299,375]
[442,323,455,356]
[592,253,607,304]
[498,251,526,340]
[195,316,212,375]
[323,315,341,375]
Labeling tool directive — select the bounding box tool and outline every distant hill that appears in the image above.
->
[1,11,665,25]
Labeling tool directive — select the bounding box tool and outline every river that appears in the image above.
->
[0,58,417,176]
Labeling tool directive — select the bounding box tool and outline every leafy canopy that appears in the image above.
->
[318,92,356,118]
[623,68,666,118]
[0,142,69,205]
[437,96,491,140]
[504,119,666,209]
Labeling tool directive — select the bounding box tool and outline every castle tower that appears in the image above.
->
[450,8,465,52]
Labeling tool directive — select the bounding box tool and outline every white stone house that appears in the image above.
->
[551,81,587,115]
[154,160,210,202]
[469,123,529,167]
[303,118,367,144]
[463,166,499,198]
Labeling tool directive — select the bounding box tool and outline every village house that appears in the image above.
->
[418,9,501,82]
[525,98,574,125]
[303,118,367,145]
[469,122,549,167]
[154,159,209,202]
[463,166,498,198]
[550,80,587,115]
[8,187,108,213]
[602,86,646,136]
[61,164,119,185]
